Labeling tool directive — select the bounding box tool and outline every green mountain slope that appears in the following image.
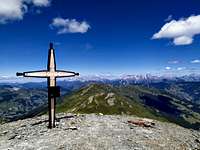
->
[57,84,166,121]
[57,83,200,129]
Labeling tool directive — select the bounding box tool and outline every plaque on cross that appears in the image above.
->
[16,43,79,128]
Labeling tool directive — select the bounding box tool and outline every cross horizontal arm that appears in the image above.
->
[16,70,79,78]
[16,70,49,78]
[55,70,79,78]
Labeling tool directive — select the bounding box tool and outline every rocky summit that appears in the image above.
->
[0,113,199,150]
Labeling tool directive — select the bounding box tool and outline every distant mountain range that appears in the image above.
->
[2,73,200,83]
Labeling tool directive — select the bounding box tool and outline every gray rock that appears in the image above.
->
[0,113,199,150]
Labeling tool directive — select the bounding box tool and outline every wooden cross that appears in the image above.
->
[16,43,79,128]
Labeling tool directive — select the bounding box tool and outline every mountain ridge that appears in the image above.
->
[57,83,200,130]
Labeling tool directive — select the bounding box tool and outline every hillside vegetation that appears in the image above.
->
[57,83,200,130]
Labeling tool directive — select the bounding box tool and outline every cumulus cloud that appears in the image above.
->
[165,66,171,70]
[191,59,200,63]
[50,17,90,34]
[0,0,50,24]
[0,0,25,23]
[152,15,200,45]
[168,60,179,64]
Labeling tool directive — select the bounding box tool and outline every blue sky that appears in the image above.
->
[1,0,200,78]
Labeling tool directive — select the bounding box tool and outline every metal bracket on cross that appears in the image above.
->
[16,43,79,128]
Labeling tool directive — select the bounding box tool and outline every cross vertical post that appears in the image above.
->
[47,43,56,128]
[16,43,79,128]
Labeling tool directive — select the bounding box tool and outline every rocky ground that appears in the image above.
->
[0,113,200,150]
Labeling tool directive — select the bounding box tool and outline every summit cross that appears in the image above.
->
[16,43,79,128]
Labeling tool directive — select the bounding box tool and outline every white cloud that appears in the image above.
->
[0,0,50,24]
[0,0,25,23]
[152,15,200,45]
[50,17,90,34]
[31,0,50,7]
[165,66,171,70]
[168,60,179,64]
[191,59,200,63]
[177,67,186,71]
[173,36,193,45]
